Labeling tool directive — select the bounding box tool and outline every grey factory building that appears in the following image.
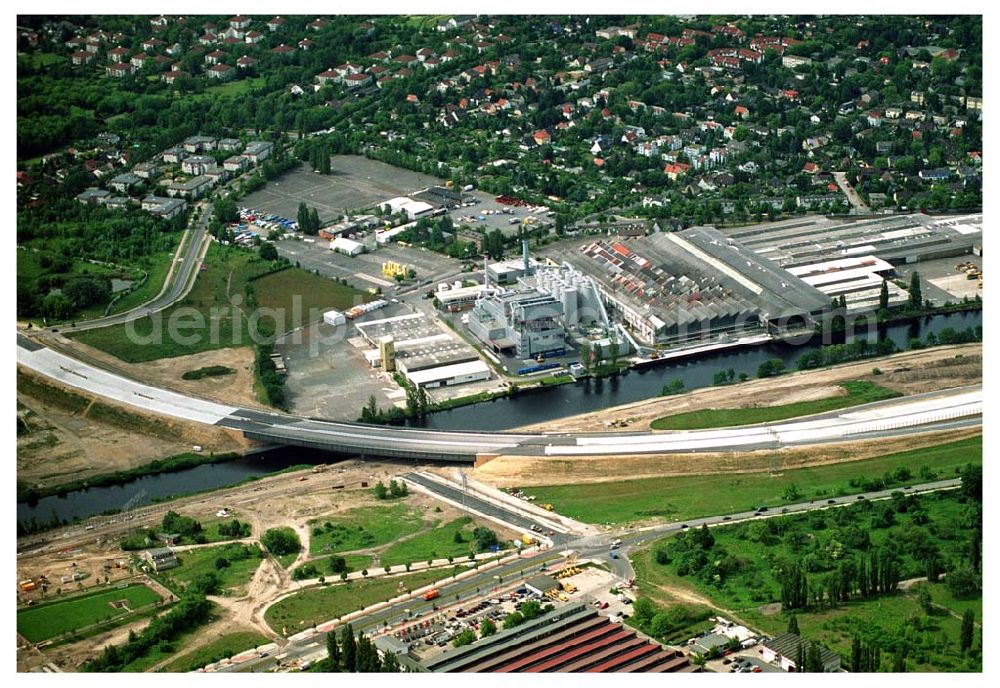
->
[719,213,983,268]
[552,227,830,346]
[467,290,566,359]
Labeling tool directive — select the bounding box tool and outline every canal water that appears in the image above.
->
[18,311,980,526]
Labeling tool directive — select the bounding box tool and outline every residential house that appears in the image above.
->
[267,17,287,32]
[236,55,258,70]
[205,50,226,65]
[105,63,134,78]
[71,51,94,65]
[107,46,129,63]
[162,146,187,163]
[245,31,263,44]
[343,73,372,89]
[228,15,251,30]
[130,52,149,69]
[181,155,214,176]
[223,155,249,172]
[132,162,160,179]
[161,70,186,85]
[664,162,691,180]
[242,141,274,164]
[166,175,213,199]
[207,63,234,80]
[76,188,111,205]
[108,172,142,193]
[183,135,217,153]
[218,138,243,152]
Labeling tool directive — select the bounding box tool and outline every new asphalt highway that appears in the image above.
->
[16,333,981,462]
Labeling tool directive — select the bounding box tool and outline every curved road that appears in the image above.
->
[16,334,981,461]
[51,202,213,333]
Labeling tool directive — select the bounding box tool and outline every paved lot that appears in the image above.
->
[447,190,556,237]
[276,237,465,294]
[241,156,444,224]
[276,320,405,420]
[896,255,982,304]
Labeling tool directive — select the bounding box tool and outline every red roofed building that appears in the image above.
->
[206,63,235,80]
[532,130,551,146]
[664,162,691,179]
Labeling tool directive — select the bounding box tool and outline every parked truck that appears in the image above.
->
[423,589,440,601]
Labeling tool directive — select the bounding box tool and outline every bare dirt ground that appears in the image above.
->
[515,344,982,435]
[16,371,250,491]
[473,426,981,488]
[57,338,266,410]
[17,458,502,671]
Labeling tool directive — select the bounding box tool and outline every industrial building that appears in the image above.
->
[410,604,699,673]
[761,633,841,672]
[552,227,830,346]
[719,213,983,268]
[785,256,909,313]
[468,290,566,359]
[354,313,491,388]
[330,236,364,256]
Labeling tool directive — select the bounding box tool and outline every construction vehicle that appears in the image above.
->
[541,503,554,511]
[560,581,577,593]
[423,589,440,601]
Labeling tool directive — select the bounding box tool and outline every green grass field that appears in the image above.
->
[17,584,162,643]
[197,76,266,99]
[293,554,373,580]
[744,590,980,672]
[380,516,483,567]
[252,267,373,318]
[650,380,901,430]
[308,503,423,556]
[631,492,982,671]
[528,436,981,524]
[18,51,63,69]
[157,544,263,596]
[71,244,370,361]
[159,630,268,672]
[264,570,447,635]
[105,249,177,315]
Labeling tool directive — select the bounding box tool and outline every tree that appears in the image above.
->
[480,618,497,637]
[339,624,358,671]
[908,272,922,310]
[879,279,890,311]
[373,481,388,499]
[325,630,341,671]
[453,531,464,544]
[960,609,975,653]
[787,614,800,636]
[915,584,934,614]
[259,241,278,261]
[631,597,656,626]
[261,527,301,556]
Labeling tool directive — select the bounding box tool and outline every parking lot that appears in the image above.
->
[447,190,556,238]
[241,156,444,224]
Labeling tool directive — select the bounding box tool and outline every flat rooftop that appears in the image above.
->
[719,213,982,268]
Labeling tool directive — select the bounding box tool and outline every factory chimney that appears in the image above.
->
[522,239,530,272]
